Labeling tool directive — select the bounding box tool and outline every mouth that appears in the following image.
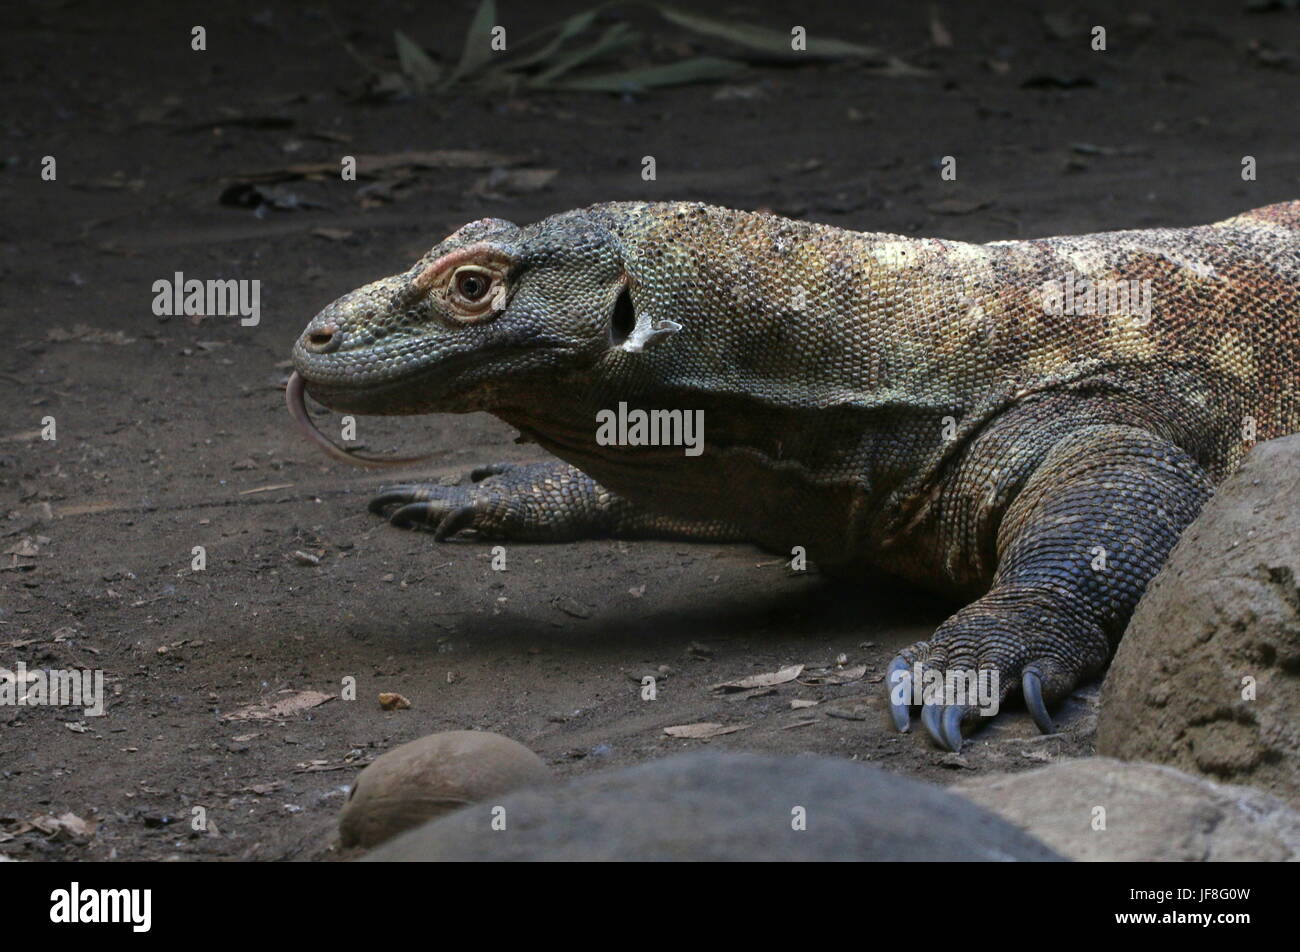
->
[287,338,578,466]
[284,372,432,468]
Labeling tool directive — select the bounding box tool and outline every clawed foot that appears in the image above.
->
[368,463,520,540]
[368,461,617,542]
[887,657,1055,752]
[885,599,1107,751]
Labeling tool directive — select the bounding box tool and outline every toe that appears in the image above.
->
[886,657,913,732]
[921,702,969,752]
[389,501,440,529]
[433,505,479,541]
[368,485,423,514]
[1022,669,1053,734]
[1020,657,1086,735]
[941,704,968,752]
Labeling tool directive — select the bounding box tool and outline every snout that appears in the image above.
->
[289,271,499,416]
[290,282,441,415]
[290,279,395,385]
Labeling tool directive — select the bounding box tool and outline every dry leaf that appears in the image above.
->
[711,664,803,692]
[222,689,333,722]
[3,539,41,558]
[664,722,748,739]
[799,664,868,686]
[378,692,411,711]
[823,696,877,721]
[30,812,97,840]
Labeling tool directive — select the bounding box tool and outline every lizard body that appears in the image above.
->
[291,201,1300,749]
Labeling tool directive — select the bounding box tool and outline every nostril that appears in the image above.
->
[305,323,340,353]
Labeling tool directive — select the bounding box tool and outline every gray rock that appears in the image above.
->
[1098,434,1300,805]
[956,757,1300,861]
[364,752,1064,861]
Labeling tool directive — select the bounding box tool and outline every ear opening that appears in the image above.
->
[608,275,682,353]
[610,285,635,345]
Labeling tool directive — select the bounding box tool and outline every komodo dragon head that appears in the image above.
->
[290,208,653,425]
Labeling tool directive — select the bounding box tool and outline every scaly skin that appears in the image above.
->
[291,201,1300,750]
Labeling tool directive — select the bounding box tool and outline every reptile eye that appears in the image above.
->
[413,247,512,324]
[456,271,491,301]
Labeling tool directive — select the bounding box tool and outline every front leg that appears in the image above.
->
[370,461,744,542]
[889,425,1213,751]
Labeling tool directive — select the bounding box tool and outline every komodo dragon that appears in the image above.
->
[288,201,1300,751]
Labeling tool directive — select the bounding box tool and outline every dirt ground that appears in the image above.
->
[2,0,1297,861]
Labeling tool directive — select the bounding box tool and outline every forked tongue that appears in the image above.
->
[285,371,431,468]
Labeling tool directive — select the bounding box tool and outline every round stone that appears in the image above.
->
[339,730,550,849]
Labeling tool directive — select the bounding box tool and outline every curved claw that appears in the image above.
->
[922,703,966,752]
[941,704,966,752]
[389,501,434,529]
[1023,670,1054,734]
[886,657,912,732]
[433,505,478,541]
[369,486,423,515]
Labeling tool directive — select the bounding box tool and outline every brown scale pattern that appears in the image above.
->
[293,201,1300,749]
